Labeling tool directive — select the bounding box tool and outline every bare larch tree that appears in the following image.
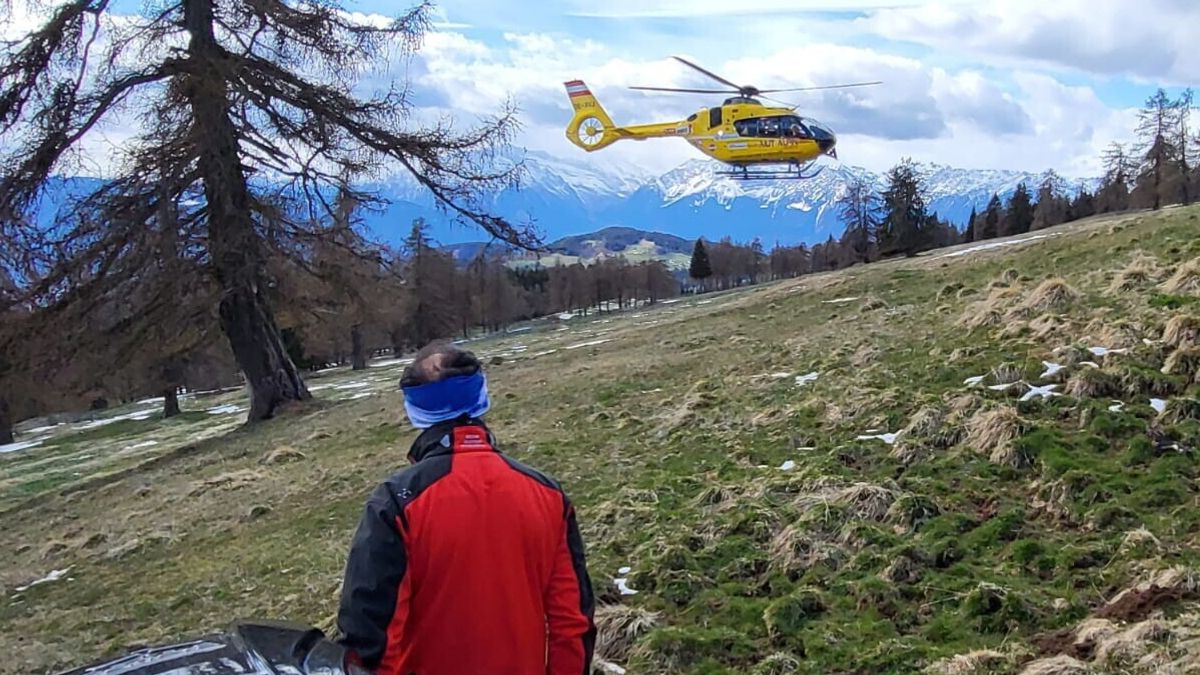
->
[0,0,533,422]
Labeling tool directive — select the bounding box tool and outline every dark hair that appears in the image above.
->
[400,341,482,388]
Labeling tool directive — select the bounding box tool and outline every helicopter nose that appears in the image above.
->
[817,135,836,155]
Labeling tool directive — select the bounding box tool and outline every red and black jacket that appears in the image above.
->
[336,417,596,675]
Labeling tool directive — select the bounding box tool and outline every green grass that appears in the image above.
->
[3,208,1200,674]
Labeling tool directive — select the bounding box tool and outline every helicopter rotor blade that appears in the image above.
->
[629,86,738,94]
[671,55,745,91]
[758,81,883,93]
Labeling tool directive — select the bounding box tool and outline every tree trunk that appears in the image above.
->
[389,329,405,358]
[163,388,181,418]
[0,397,13,445]
[351,324,367,371]
[184,0,309,421]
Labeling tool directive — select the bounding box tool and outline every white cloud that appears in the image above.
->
[412,32,1127,174]
[863,0,1200,84]
[561,0,978,17]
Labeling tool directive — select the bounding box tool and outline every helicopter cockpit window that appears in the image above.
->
[783,116,812,138]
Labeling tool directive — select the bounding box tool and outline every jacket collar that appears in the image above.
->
[408,416,498,463]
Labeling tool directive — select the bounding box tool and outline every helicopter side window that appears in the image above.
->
[758,117,781,137]
[709,107,723,129]
[733,118,758,137]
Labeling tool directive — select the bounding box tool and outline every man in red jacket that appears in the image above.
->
[336,342,596,674]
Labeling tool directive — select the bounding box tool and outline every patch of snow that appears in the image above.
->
[205,404,243,415]
[937,233,1057,259]
[349,392,373,400]
[23,425,59,434]
[557,312,575,320]
[614,577,638,596]
[697,300,714,305]
[1150,398,1167,414]
[1143,338,1157,346]
[335,382,370,390]
[506,326,533,334]
[566,339,611,350]
[618,566,632,575]
[1108,401,1125,413]
[1040,362,1065,379]
[367,358,412,369]
[779,460,797,471]
[124,441,159,451]
[307,384,334,392]
[857,432,900,445]
[531,349,559,358]
[822,296,861,304]
[599,662,627,674]
[0,439,44,454]
[1080,361,1101,369]
[1020,384,1061,402]
[1088,346,1128,357]
[14,567,71,593]
[78,410,156,429]
[795,372,819,387]
[768,372,792,379]
[964,375,985,387]
[988,382,1021,391]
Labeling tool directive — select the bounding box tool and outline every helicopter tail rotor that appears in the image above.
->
[564,80,620,152]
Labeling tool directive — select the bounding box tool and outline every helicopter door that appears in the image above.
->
[709,107,723,130]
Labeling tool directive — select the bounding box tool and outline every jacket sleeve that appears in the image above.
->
[336,482,408,670]
[545,496,597,675]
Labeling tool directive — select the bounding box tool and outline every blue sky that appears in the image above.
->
[23,0,1200,177]
[341,0,1196,177]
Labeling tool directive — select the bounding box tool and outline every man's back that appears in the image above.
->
[337,419,595,675]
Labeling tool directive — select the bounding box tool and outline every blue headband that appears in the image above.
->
[402,370,491,429]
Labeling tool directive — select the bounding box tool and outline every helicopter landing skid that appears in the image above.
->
[717,163,825,181]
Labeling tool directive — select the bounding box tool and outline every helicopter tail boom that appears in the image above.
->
[563,80,621,151]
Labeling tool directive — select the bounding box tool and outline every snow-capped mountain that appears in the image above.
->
[365,150,1099,247]
[25,149,1099,250]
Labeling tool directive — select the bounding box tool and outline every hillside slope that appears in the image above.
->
[2,207,1200,674]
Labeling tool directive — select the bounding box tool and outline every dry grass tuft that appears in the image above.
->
[1016,655,1090,675]
[1119,526,1161,554]
[1083,318,1147,350]
[1065,368,1122,399]
[751,652,802,675]
[990,362,1025,387]
[1163,314,1200,350]
[946,393,984,419]
[1162,346,1200,381]
[958,286,1022,329]
[924,650,1009,675]
[187,469,264,496]
[595,604,660,663]
[1164,398,1200,424]
[966,406,1023,467]
[652,379,718,438]
[1108,251,1165,293]
[767,524,849,574]
[692,483,740,512]
[1162,257,1200,295]
[1030,314,1066,340]
[851,343,881,368]
[261,445,306,465]
[1020,277,1082,314]
[893,406,958,464]
[793,481,900,523]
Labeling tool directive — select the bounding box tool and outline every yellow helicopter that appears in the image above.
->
[564,56,880,180]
